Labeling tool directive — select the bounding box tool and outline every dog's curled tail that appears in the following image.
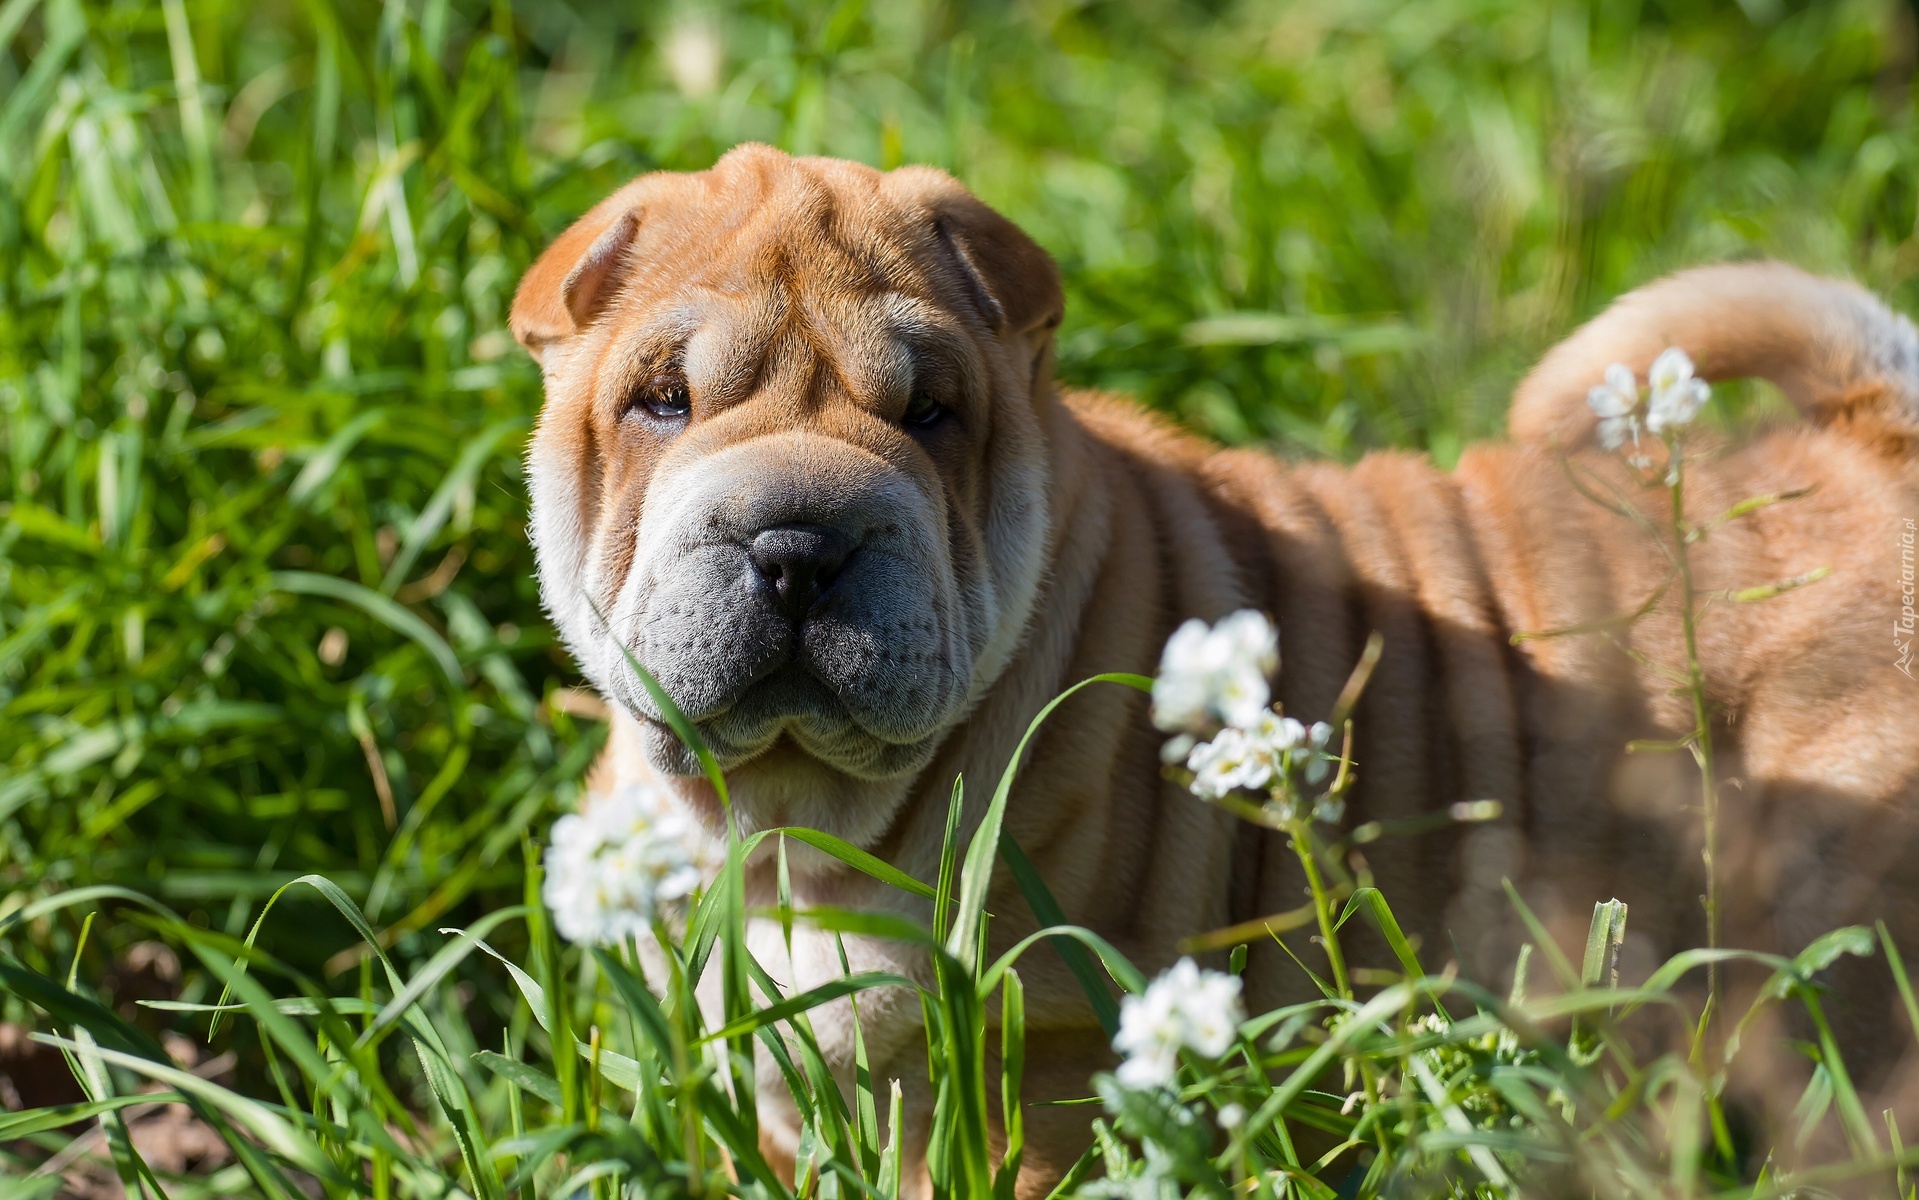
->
[1509,261,1919,452]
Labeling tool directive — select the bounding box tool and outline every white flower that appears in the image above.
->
[1151,610,1279,735]
[1113,982,1184,1089]
[1645,346,1710,433]
[1586,362,1640,451]
[1112,958,1245,1090]
[1216,1102,1245,1130]
[542,782,707,946]
[1184,712,1304,800]
[1180,967,1245,1057]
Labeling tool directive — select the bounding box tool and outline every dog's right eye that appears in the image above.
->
[902,387,947,429]
[628,372,691,422]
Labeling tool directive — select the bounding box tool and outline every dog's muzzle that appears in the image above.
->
[599,438,975,780]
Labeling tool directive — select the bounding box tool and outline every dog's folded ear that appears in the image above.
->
[511,182,649,362]
[890,168,1064,347]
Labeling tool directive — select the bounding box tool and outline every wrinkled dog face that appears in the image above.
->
[514,146,1063,838]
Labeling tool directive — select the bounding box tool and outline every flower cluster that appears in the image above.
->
[1587,347,1712,461]
[1186,711,1335,799]
[1112,958,1246,1090]
[542,781,707,946]
[1150,610,1278,735]
[1151,610,1339,813]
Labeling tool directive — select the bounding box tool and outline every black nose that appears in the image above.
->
[748,525,853,618]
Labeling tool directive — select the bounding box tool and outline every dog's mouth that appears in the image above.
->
[682,660,851,748]
[624,649,953,781]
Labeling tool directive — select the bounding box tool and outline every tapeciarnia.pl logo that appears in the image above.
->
[1899,517,1916,679]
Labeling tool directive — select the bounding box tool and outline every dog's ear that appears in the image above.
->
[511,182,649,362]
[932,199,1064,341]
[893,168,1064,351]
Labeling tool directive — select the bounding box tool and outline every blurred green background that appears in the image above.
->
[3,0,1917,984]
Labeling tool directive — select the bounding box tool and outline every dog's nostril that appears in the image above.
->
[747,524,853,617]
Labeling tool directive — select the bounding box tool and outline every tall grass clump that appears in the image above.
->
[5,0,1915,966]
[11,611,1919,1197]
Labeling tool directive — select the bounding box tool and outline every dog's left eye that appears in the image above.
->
[902,388,946,429]
[629,372,691,421]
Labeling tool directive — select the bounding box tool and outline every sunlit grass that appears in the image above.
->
[11,658,1919,1197]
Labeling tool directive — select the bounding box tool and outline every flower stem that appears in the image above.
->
[1669,447,1721,1019]
[1288,819,1351,1000]
[1286,811,1387,1137]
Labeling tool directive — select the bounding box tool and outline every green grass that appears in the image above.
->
[10,659,1919,1198]
[7,0,1919,1195]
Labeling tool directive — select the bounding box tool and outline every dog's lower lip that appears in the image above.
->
[628,639,793,724]
[639,661,941,756]
[639,658,832,728]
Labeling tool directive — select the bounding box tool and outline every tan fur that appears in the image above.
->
[1510,260,1919,453]
[518,148,1919,1193]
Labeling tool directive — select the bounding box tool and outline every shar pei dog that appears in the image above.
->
[513,143,1919,1191]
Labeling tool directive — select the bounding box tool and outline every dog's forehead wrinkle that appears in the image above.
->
[689,173,929,296]
[757,289,978,414]
[648,245,975,417]
[596,305,708,398]
[651,292,778,406]
[844,293,954,395]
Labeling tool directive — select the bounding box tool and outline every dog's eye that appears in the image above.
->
[902,388,946,429]
[629,372,691,421]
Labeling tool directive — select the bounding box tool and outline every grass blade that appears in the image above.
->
[948,673,1151,969]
